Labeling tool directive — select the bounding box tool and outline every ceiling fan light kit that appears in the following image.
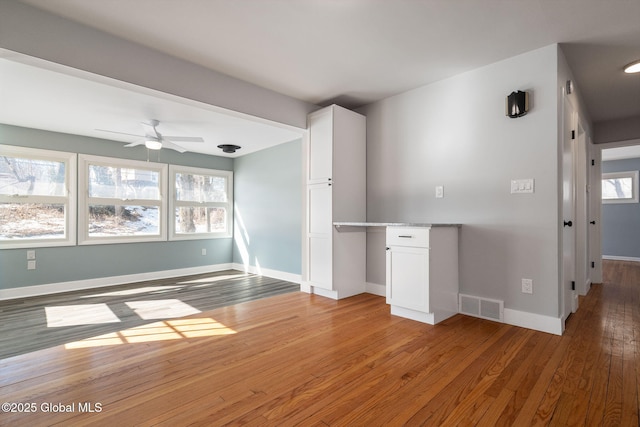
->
[624,60,640,74]
[218,144,241,153]
[145,139,163,150]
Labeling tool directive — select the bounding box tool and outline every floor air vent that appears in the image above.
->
[459,294,504,322]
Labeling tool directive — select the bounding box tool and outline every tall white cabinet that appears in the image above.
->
[303,105,366,299]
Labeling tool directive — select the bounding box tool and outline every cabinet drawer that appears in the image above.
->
[386,227,429,248]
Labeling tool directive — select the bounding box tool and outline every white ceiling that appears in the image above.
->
[4,0,640,156]
[0,51,304,157]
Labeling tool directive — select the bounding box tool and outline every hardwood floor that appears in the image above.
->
[0,260,638,426]
[0,270,299,359]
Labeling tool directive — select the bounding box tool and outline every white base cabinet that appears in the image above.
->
[386,226,459,324]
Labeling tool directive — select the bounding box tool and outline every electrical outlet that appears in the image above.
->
[27,260,36,270]
[201,248,207,256]
[522,278,533,294]
[27,250,36,260]
[435,186,444,198]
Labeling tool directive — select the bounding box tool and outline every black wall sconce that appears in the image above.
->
[505,90,529,118]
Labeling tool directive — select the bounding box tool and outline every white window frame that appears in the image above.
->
[79,154,168,245]
[169,165,233,240]
[0,144,77,249]
[602,171,639,204]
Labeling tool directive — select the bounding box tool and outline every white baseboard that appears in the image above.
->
[390,305,436,325]
[312,287,339,300]
[300,282,312,294]
[503,308,563,335]
[365,282,385,297]
[602,255,640,262]
[231,263,301,284]
[0,263,236,301]
[299,281,383,300]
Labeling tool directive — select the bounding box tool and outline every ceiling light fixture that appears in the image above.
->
[218,144,241,153]
[624,60,640,74]
[145,140,162,150]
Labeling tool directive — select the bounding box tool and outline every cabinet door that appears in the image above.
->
[307,183,333,290]
[308,184,332,234]
[309,236,332,290]
[308,108,333,183]
[386,246,430,312]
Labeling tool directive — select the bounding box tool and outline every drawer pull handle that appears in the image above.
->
[398,235,413,238]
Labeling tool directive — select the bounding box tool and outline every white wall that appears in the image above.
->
[361,45,561,319]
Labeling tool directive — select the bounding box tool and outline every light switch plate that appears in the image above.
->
[435,186,444,198]
[27,250,36,260]
[27,260,36,270]
[511,178,534,194]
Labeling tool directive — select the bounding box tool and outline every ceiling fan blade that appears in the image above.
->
[160,140,188,153]
[163,136,204,143]
[96,129,145,138]
[123,140,145,148]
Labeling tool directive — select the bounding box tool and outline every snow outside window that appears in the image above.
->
[169,165,233,240]
[0,145,77,249]
[79,154,167,245]
[602,171,639,204]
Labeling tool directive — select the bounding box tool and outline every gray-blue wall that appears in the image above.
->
[232,139,302,274]
[602,157,640,259]
[0,124,234,289]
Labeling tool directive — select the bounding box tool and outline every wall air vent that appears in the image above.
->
[459,294,504,322]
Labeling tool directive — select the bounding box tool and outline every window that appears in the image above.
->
[0,145,76,249]
[79,155,167,244]
[602,171,639,204]
[169,165,233,240]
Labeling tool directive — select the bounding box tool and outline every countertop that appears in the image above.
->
[333,222,461,228]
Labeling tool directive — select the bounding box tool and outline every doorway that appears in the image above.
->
[599,142,640,264]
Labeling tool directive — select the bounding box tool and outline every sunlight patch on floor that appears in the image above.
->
[125,299,201,320]
[65,317,237,349]
[45,304,121,327]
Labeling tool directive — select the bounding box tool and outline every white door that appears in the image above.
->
[562,94,577,327]
[589,145,602,284]
[574,122,589,296]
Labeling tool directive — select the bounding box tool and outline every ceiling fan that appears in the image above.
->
[97,119,204,153]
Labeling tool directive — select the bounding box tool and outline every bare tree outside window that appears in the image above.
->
[171,166,232,239]
[0,146,76,248]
